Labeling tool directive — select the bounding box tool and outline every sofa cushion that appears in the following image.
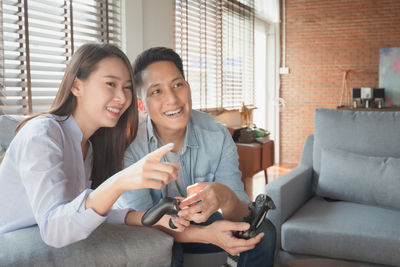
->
[0,224,173,267]
[0,115,23,155]
[281,196,400,267]
[313,108,400,191]
[317,148,400,210]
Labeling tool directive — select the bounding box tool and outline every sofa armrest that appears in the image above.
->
[0,224,173,267]
[265,165,313,251]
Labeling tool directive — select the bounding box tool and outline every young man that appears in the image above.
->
[117,47,276,267]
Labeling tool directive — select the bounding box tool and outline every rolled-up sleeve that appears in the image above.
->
[105,205,132,224]
[214,127,250,203]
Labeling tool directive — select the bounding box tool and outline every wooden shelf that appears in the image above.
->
[228,126,275,199]
[235,140,274,199]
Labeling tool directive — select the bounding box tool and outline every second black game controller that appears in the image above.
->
[233,194,276,239]
[141,197,180,229]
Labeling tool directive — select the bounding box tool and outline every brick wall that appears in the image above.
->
[280,0,400,163]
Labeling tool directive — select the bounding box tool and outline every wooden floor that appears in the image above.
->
[251,163,297,201]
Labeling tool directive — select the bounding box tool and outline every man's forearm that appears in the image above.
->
[218,184,249,221]
[222,199,249,221]
[157,224,211,244]
[125,210,146,225]
[126,211,211,243]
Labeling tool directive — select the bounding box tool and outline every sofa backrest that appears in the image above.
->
[300,134,314,167]
[312,108,400,189]
[0,115,23,156]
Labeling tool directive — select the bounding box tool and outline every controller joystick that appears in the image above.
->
[141,197,180,229]
[233,194,275,239]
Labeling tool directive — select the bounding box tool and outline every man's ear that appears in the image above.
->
[137,98,147,113]
[71,78,82,97]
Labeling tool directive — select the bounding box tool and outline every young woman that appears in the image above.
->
[0,43,182,248]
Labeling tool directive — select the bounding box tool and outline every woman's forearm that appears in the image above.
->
[85,174,124,215]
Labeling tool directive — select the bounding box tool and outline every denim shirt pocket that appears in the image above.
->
[194,172,215,183]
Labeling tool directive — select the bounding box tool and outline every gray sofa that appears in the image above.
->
[0,224,173,266]
[0,115,173,266]
[266,108,400,266]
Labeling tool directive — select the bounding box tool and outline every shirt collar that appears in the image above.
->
[63,114,93,161]
[64,115,84,143]
[48,114,84,144]
[45,113,93,158]
[145,114,199,154]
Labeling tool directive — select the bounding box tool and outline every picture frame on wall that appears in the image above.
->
[379,47,400,107]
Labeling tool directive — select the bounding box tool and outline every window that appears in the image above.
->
[0,0,121,115]
[175,0,255,111]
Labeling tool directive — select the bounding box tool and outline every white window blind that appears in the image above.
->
[175,0,254,111]
[0,0,121,115]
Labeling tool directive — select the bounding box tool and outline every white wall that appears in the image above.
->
[121,0,243,128]
[121,1,277,162]
[122,0,175,63]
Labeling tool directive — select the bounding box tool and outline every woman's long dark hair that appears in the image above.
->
[17,42,138,188]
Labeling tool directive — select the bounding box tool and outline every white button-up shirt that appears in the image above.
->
[0,114,130,247]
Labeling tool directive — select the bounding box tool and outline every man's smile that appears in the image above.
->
[164,107,183,117]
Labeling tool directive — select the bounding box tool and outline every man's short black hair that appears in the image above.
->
[132,47,185,97]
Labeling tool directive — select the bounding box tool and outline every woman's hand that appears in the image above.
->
[86,145,179,217]
[117,143,180,191]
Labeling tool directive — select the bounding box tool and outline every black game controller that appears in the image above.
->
[233,194,276,239]
[141,197,180,229]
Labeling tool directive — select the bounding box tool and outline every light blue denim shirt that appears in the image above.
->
[0,114,130,247]
[117,110,249,211]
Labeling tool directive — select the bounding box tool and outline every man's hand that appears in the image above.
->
[155,214,190,232]
[118,143,180,191]
[206,220,264,256]
[178,182,248,222]
[178,182,224,223]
